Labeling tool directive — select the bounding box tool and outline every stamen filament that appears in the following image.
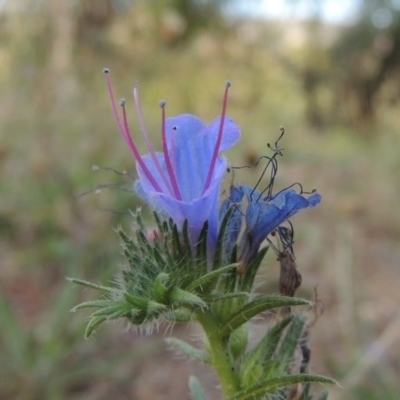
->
[103,69,162,192]
[160,102,182,200]
[202,81,231,195]
[132,84,174,196]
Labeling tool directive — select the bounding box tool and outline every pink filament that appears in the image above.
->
[202,82,230,195]
[133,84,175,196]
[104,70,161,192]
[161,103,182,200]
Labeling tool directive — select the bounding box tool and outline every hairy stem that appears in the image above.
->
[196,310,239,398]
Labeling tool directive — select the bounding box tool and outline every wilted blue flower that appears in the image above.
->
[104,69,240,254]
[237,185,321,272]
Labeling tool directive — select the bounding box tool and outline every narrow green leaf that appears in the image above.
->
[107,309,130,320]
[205,292,249,303]
[147,300,167,315]
[182,219,194,265]
[228,374,336,400]
[172,222,183,258]
[240,246,269,293]
[213,206,234,269]
[240,316,293,387]
[84,316,107,338]
[170,287,207,308]
[189,376,210,400]
[219,296,311,338]
[67,278,116,294]
[186,264,238,292]
[166,338,212,364]
[196,221,209,271]
[154,272,169,302]
[275,315,306,374]
[124,293,148,309]
[91,304,128,317]
[71,300,116,311]
[165,309,194,322]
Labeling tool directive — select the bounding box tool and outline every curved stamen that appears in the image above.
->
[202,81,231,195]
[103,69,161,192]
[132,83,174,196]
[160,102,182,200]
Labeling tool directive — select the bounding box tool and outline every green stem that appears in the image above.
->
[196,309,240,398]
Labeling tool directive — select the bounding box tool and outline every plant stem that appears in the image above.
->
[196,309,239,398]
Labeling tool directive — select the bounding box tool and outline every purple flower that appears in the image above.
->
[237,186,321,272]
[103,69,240,254]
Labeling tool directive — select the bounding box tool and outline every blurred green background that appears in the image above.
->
[1,0,400,399]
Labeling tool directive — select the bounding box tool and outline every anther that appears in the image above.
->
[159,100,166,108]
[119,98,126,106]
[103,68,110,74]
[225,80,231,88]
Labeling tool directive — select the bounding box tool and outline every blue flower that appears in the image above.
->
[104,70,240,254]
[237,186,321,272]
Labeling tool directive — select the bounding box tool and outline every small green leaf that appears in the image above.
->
[213,206,234,268]
[187,264,238,292]
[154,272,169,302]
[189,376,210,400]
[166,338,212,364]
[165,309,194,322]
[124,292,148,308]
[240,246,269,293]
[170,287,207,308]
[219,296,311,338]
[67,278,116,294]
[84,316,107,338]
[205,292,249,303]
[147,301,167,315]
[196,221,208,273]
[240,316,293,387]
[91,304,128,317]
[228,374,336,400]
[107,309,130,320]
[273,315,306,375]
[71,300,116,311]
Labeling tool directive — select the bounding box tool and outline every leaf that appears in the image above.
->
[71,300,116,311]
[219,296,311,338]
[228,374,336,400]
[213,206,234,268]
[166,338,212,364]
[67,278,116,294]
[170,287,207,309]
[124,292,148,309]
[274,315,306,375]
[240,316,293,387]
[196,221,208,274]
[91,304,129,317]
[165,309,194,322]
[84,316,107,339]
[205,292,249,303]
[186,264,238,292]
[240,246,269,293]
[189,376,210,400]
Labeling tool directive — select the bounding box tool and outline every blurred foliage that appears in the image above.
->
[0,0,400,399]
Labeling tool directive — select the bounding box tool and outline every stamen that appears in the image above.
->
[103,69,161,192]
[202,81,231,195]
[160,102,182,200]
[131,83,174,196]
